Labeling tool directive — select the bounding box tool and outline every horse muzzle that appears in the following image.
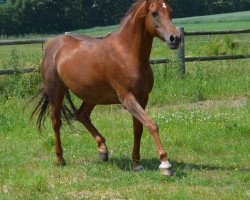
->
[164,33,181,50]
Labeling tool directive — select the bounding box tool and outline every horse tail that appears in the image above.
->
[29,87,78,133]
[62,91,78,125]
[29,87,50,133]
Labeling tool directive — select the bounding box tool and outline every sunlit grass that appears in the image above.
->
[0,97,249,199]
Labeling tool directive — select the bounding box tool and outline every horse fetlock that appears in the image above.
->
[98,142,108,152]
[98,143,108,161]
[97,137,106,146]
[55,157,66,166]
[158,150,167,161]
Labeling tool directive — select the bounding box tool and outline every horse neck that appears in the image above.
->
[118,5,153,62]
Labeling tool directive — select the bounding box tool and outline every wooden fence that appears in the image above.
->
[177,27,250,74]
[1,27,250,75]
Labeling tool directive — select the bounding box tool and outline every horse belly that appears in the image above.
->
[59,67,119,104]
[71,83,120,105]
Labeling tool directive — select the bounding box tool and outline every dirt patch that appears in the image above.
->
[149,96,248,111]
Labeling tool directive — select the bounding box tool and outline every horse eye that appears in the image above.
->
[151,11,159,18]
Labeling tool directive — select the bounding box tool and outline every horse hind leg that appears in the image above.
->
[76,102,108,161]
[50,100,66,166]
[41,48,70,166]
[45,81,67,166]
[132,97,148,172]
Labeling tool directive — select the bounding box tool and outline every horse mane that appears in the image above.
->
[121,0,153,25]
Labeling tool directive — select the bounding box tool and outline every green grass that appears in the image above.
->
[0,11,250,199]
[173,11,250,31]
[0,97,249,199]
[0,56,249,199]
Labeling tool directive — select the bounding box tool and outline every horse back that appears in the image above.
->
[42,34,101,76]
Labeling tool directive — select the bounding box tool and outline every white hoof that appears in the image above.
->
[159,161,174,176]
[133,164,144,172]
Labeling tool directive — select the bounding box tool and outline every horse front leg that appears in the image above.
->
[76,102,108,161]
[120,93,173,176]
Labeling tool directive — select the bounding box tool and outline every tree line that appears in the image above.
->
[0,0,249,35]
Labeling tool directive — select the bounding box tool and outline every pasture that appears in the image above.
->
[0,11,250,199]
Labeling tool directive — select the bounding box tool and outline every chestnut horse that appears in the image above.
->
[31,0,181,176]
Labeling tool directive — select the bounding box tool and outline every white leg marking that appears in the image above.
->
[159,161,172,169]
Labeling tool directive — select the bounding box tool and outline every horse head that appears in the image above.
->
[145,0,181,49]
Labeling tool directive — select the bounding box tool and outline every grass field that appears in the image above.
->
[0,97,249,199]
[0,11,250,199]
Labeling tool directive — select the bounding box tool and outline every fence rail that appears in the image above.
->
[1,28,250,75]
[0,38,47,46]
[186,54,250,62]
[185,28,250,36]
[0,68,36,75]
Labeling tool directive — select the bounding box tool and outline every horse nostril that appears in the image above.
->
[170,35,175,43]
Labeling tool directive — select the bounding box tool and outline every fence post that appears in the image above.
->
[177,27,185,75]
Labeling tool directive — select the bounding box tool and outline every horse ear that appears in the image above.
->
[138,1,150,18]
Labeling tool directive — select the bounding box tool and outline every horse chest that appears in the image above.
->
[134,70,154,96]
[116,66,154,98]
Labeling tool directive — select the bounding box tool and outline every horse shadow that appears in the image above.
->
[108,156,250,179]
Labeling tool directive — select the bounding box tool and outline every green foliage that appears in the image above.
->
[0,0,134,35]
[197,36,241,56]
[0,48,41,98]
[0,72,41,99]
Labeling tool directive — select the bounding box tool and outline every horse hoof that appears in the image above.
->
[159,161,174,176]
[98,151,108,161]
[160,168,174,176]
[133,164,144,172]
[55,158,66,166]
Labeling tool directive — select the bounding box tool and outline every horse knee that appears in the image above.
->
[77,114,93,127]
[76,110,91,124]
[81,116,91,125]
[147,123,158,134]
